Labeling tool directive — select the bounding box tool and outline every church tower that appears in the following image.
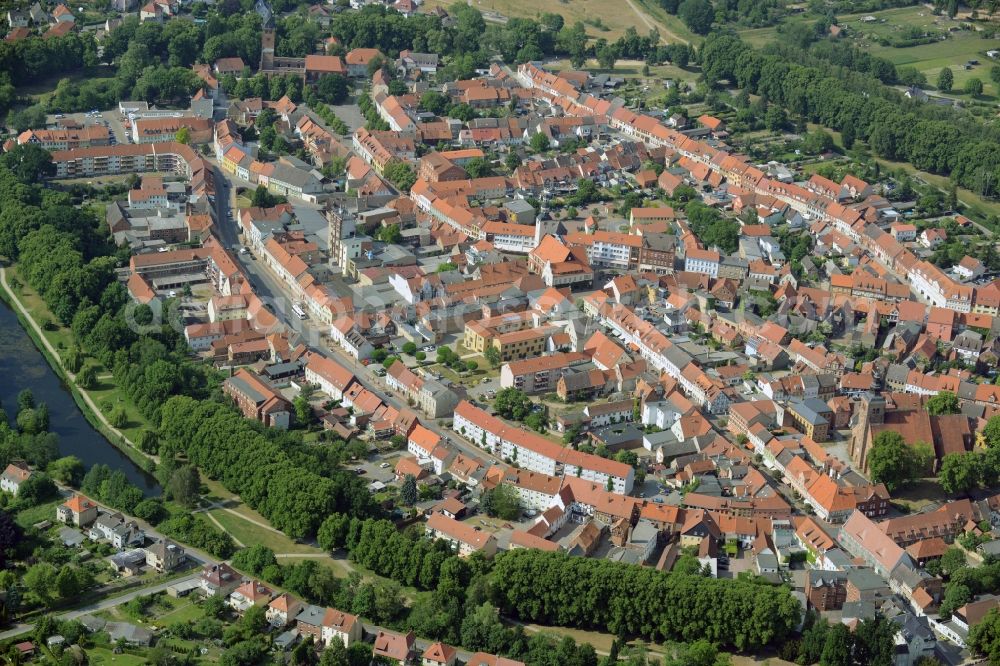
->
[849,392,885,472]
[256,0,275,72]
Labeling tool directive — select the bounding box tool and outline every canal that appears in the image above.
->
[0,300,160,495]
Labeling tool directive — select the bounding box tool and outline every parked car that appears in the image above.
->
[379,462,390,469]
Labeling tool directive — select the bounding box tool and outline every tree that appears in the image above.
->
[596,45,616,70]
[940,547,967,576]
[55,565,81,599]
[375,224,402,244]
[938,67,954,92]
[926,390,960,415]
[317,513,351,552]
[420,90,449,115]
[294,395,314,426]
[970,608,1000,664]
[868,431,922,491]
[133,498,167,524]
[175,126,190,144]
[76,364,97,389]
[484,346,501,369]
[402,342,417,355]
[400,474,417,506]
[493,388,532,421]
[1,144,55,182]
[529,131,550,154]
[383,160,416,191]
[24,562,58,605]
[315,73,349,104]
[167,465,200,509]
[48,456,84,486]
[983,415,1000,449]
[820,622,853,666]
[251,185,280,207]
[853,614,896,666]
[481,483,521,519]
[232,544,277,575]
[109,404,128,428]
[965,78,984,97]
[465,157,492,179]
[678,0,714,35]
[505,151,521,173]
[0,510,23,567]
[939,452,981,495]
[465,360,478,372]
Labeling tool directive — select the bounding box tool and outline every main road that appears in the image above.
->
[209,165,505,468]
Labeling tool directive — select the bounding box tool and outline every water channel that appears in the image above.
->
[0,300,160,494]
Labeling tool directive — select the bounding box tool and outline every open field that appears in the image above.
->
[276,555,354,578]
[208,509,319,554]
[741,6,1000,97]
[419,0,691,42]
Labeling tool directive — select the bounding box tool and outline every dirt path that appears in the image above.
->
[203,510,245,547]
[623,0,688,44]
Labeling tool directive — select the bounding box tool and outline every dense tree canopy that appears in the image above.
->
[490,549,800,650]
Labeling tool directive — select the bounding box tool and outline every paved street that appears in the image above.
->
[0,575,196,641]
[210,165,506,467]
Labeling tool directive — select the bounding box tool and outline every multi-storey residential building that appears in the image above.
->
[491,325,556,362]
[453,401,635,494]
[564,230,642,271]
[684,248,721,277]
[499,352,590,394]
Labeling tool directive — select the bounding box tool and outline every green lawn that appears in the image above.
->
[8,266,75,352]
[85,648,150,666]
[889,478,949,513]
[149,597,205,625]
[87,379,152,442]
[277,556,354,578]
[15,498,63,528]
[200,477,239,505]
[208,509,318,554]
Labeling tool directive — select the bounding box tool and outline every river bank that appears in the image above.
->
[0,264,159,493]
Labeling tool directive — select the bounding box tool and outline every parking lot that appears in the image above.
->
[47,109,129,144]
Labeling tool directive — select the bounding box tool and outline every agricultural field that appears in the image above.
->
[741,6,1000,97]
